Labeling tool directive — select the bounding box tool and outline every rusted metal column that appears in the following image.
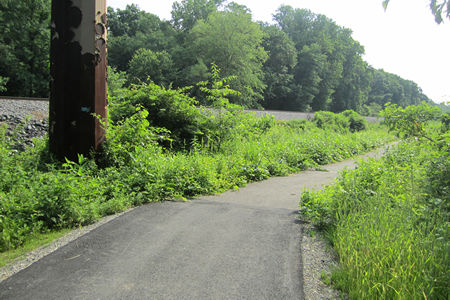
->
[49,0,107,161]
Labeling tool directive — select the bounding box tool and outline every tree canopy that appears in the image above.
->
[0,0,50,97]
[188,3,267,106]
[0,1,436,113]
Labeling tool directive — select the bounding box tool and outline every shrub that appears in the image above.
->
[340,110,368,132]
[107,66,128,98]
[0,76,8,93]
[108,82,204,150]
[381,102,441,141]
[313,110,368,133]
[313,111,349,133]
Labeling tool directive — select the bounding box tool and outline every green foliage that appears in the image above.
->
[368,69,430,108]
[383,0,449,24]
[300,105,449,299]
[107,66,127,98]
[107,5,178,74]
[0,100,394,252]
[128,48,175,86]
[101,107,167,167]
[108,70,272,152]
[313,111,350,133]
[313,110,367,133]
[196,63,240,107]
[0,0,50,97]
[261,24,298,111]
[109,82,202,150]
[0,76,8,93]
[381,102,442,141]
[189,5,268,107]
[171,0,225,32]
[341,110,368,132]
[274,6,369,112]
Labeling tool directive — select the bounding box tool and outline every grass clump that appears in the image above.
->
[300,103,449,299]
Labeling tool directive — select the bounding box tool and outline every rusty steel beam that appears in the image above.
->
[49,0,107,161]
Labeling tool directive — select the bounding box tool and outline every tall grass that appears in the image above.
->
[300,141,449,299]
[0,115,393,252]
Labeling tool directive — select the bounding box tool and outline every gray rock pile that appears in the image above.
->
[0,99,49,150]
[0,114,48,151]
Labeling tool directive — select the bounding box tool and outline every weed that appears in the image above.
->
[0,82,395,258]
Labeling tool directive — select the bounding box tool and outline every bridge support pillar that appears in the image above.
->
[49,0,107,161]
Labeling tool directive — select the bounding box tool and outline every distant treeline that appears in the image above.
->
[0,0,434,114]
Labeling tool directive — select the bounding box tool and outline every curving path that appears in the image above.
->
[0,147,388,300]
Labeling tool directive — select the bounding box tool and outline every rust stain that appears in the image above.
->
[49,0,107,162]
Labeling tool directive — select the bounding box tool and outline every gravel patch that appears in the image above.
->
[0,99,49,120]
[301,222,342,300]
[1,99,49,150]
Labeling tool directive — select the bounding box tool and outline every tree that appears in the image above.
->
[128,49,175,86]
[368,69,430,108]
[274,6,349,111]
[260,24,298,110]
[188,3,268,107]
[0,0,50,97]
[383,0,449,23]
[331,31,372,112]
[107,5,177,74]
[171,0,225,32]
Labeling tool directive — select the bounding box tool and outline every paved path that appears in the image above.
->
[0,148,387,300]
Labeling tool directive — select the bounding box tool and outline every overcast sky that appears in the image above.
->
[107,0,450,104]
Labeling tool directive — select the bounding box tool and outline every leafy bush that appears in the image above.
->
[108,82,204,149]
[313,111,349,133]
[340,110,368,132]
[0,76,8,93]
[107,66,127,98]
[381,102,441,141]
[100,107,168,167]
[313,110,367,133]
[108,78,276,152]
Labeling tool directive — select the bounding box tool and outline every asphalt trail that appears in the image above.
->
[0,147,388,300]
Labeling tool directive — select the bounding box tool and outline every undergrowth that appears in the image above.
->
[0,75,395,254]
[300,103,449,299]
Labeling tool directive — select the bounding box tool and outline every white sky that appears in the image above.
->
[107,0,450,104]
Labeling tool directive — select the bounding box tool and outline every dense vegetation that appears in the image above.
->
[300,103,449,299]
[0,75,395,253]
[0,0,434,113]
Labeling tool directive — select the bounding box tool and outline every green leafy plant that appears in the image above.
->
[381,102,441,141]
[196,63,240,108]
[300,104,449,299]
[107,66,127,98]
[313,110,367,133]
[0,76,8,93]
